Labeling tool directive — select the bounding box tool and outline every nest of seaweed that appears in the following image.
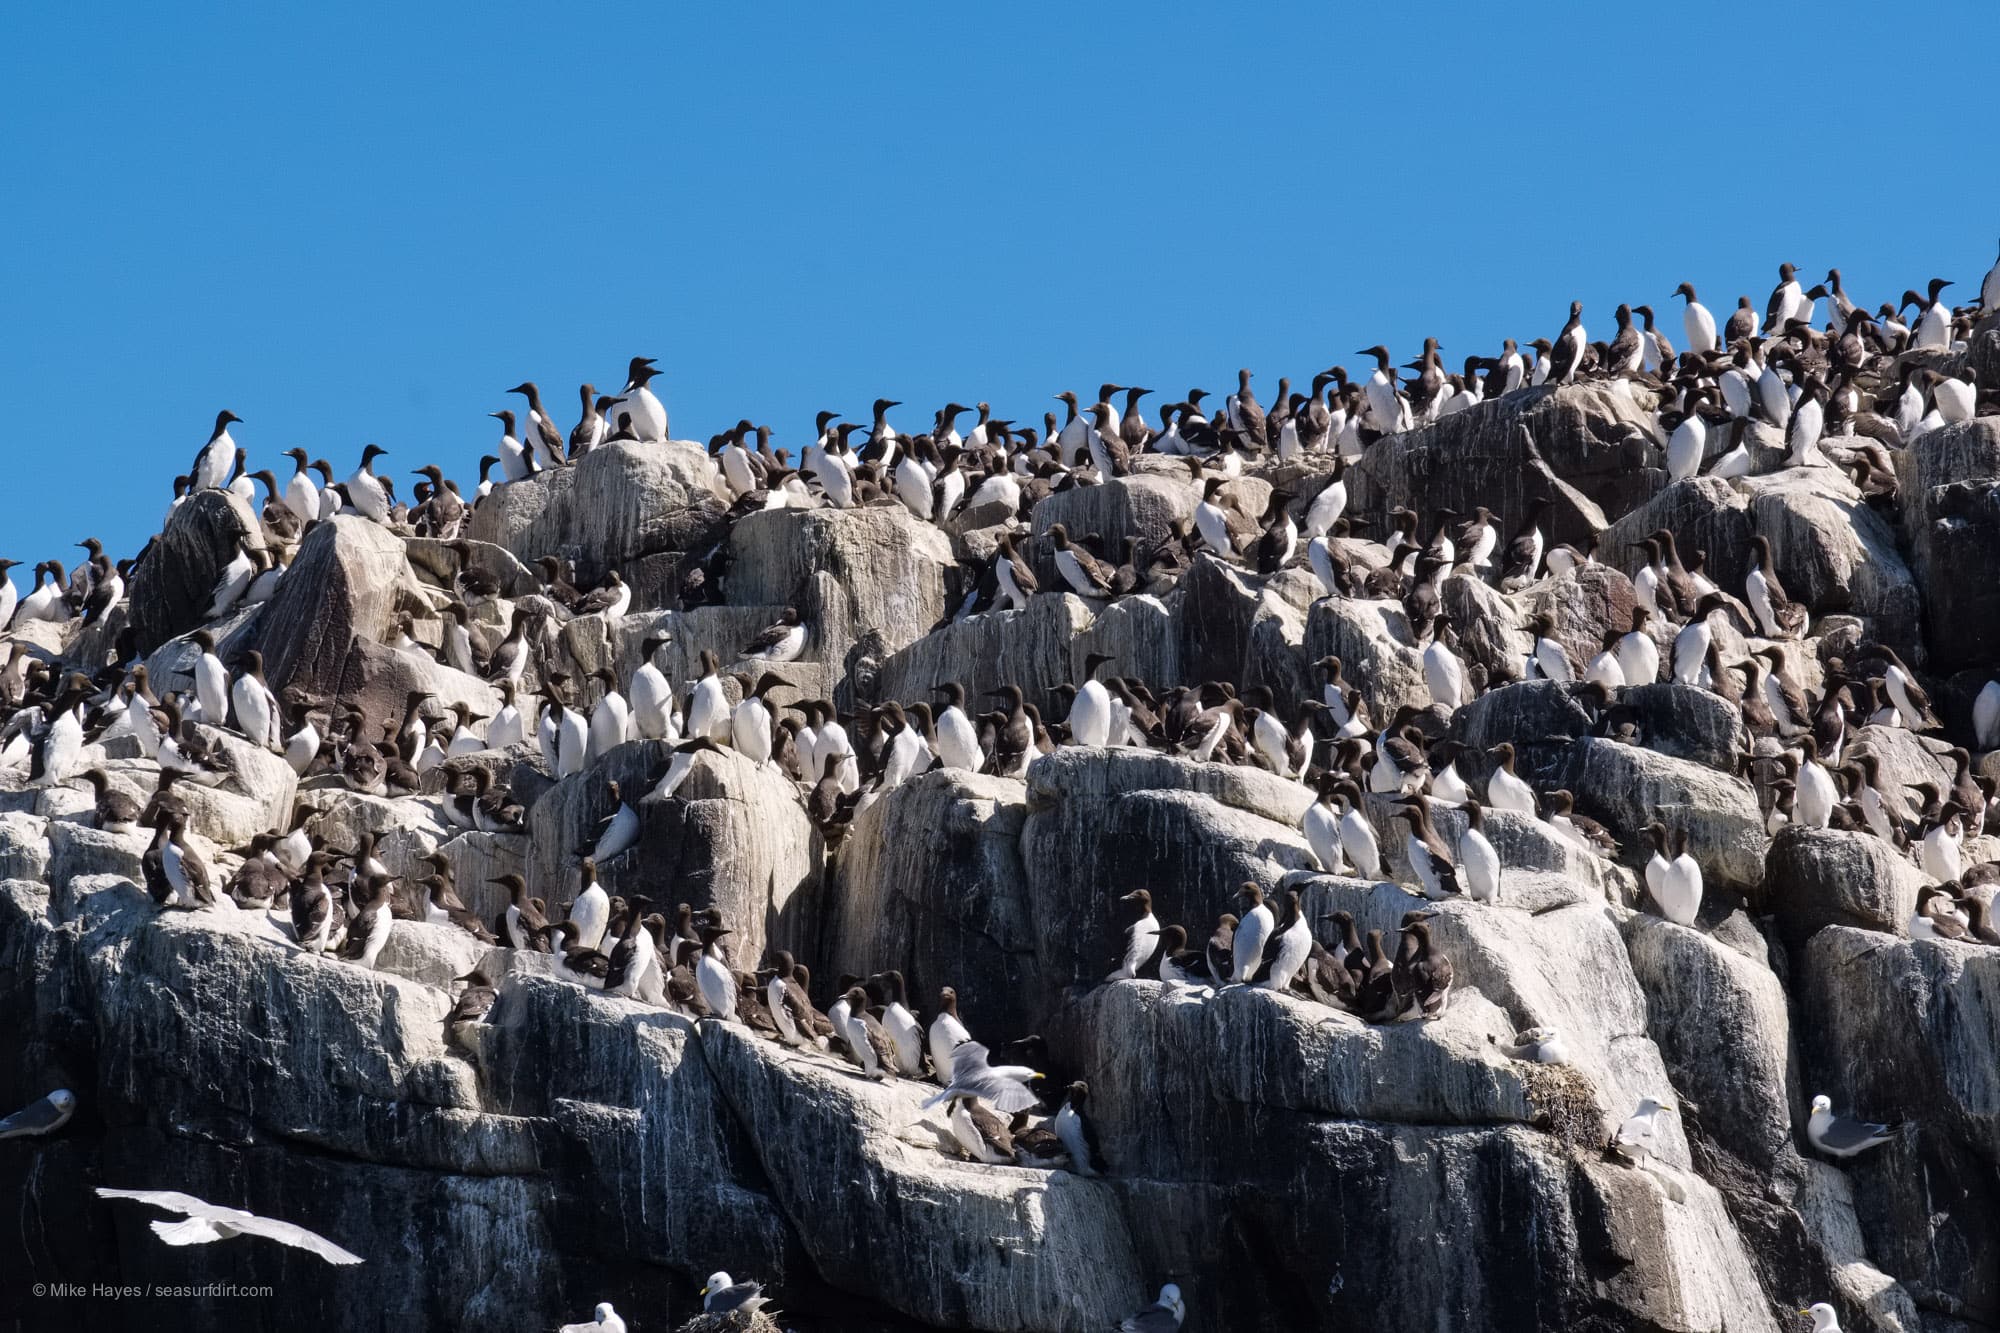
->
[1519,1060,1605,1150]
[676,1310,783,1333]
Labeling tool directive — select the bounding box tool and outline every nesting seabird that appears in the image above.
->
[288,853,340,953]
[874,969,925,1076]
[79,767,141,833]
[741,606,806,662]
[1489,1026,1570,1065]
[649,736,722,802]
[150,816,215,910]
[931,1091,1013,1164]
[578,781,640,863]
[1118,1283,1186,1332]
[700,1272,770,1317]
[550,922,612,989]
[490,873,548,950]
[446,969,496,1033]
[603,896,657,998]
[1204,913,1238,986]
[95,1188,363,1265]
[0,1088,78,1139]
[557,1302,627,1333]
[1806,1095,1900,1158]
[1484,743,1537,816]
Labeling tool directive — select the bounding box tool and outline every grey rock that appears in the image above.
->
[465,441,732,585]
[523,741,820,969]
[1895,418,2000,670]
[127,489,265,652]
[1347,383,1656,551]
[404,535,540,600]
[1455,679,1746,777]
[1601,473,1919,648]
[1178,556,1314,699]
[1554,737,1764,889]
[823,768,1032,1038]
[1302,596,1432,719]
[872,593,1093,713]
[1620,911,1796,1177]
[1027,472,1202,581]
[1760,827,1925,942]
[1019,749,1314,1011]
[701,1020,1146,1332]
[725,506,955,692]
[1800,927,2000,1324]
[257,516,419,701]
[1518,560,1640,676]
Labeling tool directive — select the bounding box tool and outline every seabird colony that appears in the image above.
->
[5,251,2000,1321]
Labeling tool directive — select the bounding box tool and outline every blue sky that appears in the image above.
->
[4,3,1995,567]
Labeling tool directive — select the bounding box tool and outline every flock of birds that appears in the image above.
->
[8,251,2000,1331]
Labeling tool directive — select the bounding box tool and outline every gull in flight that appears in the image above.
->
[94,1189,364,1265]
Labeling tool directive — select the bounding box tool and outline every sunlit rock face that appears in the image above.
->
[2,374,1993,1333]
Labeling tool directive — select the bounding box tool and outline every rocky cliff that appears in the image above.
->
[4,307,2000,1333]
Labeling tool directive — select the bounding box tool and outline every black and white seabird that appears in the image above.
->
[838,985,899,1079]
[944,1092,1016,1165]
[1458,802,1501,902]
[741,606,806,662]
[507,381,567,468]
[927,986,971,1080]
[578,781,640,863]
[1546,301,1587,384]
[1483,742,1537,816]
[696,921,738,1020]
[1229,882,1274,984]
[1490,1026,1570,1065]
[1641,823,1702,926]
[605,357,668,443]
[603,895,657,998]
[1106,889,1160,981]
[550,921,612,989]
[567,858,612,950]
[873,969,925,1076]
[1259,889,1313,991]
[446,968,497,1042]
[341,874,395,970]
[79,767,141,832]
[1385,917,1452,1020]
